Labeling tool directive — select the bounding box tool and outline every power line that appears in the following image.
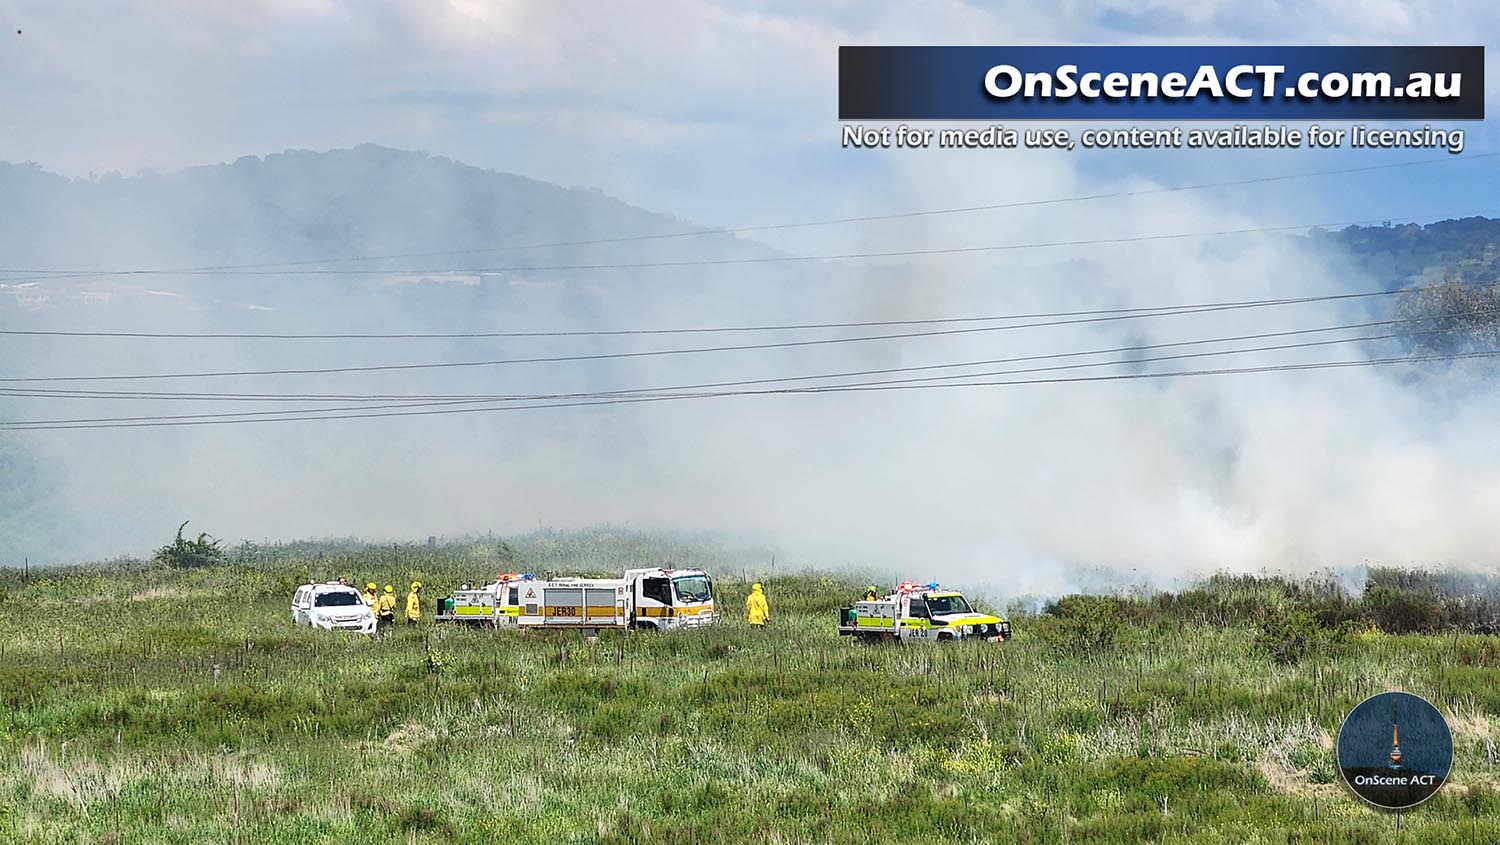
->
[0,311,1470,403]
[0,296,1413,384]
[4,348,1494,431]
[0,152,1493,279]
[804,328,1419,390]
[0,286,1428,340]
[6,208,1498,283]
[805,349,1500,397]
[0,329,1414,424]
[5,315,1492,425]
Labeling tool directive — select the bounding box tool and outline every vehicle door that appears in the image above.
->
[903,597,937,641]
[500,585,521,627]
[639,576,673,626]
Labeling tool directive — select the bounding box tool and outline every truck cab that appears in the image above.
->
[626,567,717,630]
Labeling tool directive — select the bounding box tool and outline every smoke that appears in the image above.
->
[4,1,1500,595]
[4,145,1500,604]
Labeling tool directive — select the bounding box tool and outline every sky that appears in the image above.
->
[2,2,1500,590]
[0,1,1496,234]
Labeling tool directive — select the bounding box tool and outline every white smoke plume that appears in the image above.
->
[3,2,1500,601]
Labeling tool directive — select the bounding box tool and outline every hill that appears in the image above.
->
[1311,216,1500,289]
[0,144,770,270]
[0,147,805,563]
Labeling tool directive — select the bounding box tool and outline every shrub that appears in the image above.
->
[1363,586,1443,634]
[1374,595,1443,634]
[397,805,451,835]
[1255,611,1346,664]
[230,540,262,565]
[1304,593,1365,629]
[1043,594,1121,654]
[153,521,225,570]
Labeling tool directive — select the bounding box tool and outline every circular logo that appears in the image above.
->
[1336,691,1452,810]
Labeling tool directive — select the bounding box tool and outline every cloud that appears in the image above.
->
[2,1,1495,225]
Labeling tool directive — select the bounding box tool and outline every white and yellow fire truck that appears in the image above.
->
[436,567,717,632]
[837,581,1010,643]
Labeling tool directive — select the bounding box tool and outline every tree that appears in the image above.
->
[1396,270,1500,357]
[153,521,225,569]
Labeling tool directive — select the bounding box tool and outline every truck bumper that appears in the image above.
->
[319,620,376,634]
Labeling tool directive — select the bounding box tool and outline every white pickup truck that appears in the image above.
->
[290,582,377,634]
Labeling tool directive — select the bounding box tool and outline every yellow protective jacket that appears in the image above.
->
[363,590,377,608]
[406,590,422,622]
[745,584,769,625]
[377,593,396,618]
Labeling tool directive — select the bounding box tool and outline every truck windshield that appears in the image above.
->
[923,594,973,615]
[315,592,363,607]
[673,575,713,603]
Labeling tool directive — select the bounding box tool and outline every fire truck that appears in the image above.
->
[435,567,718,632]
[837,581,1010,643]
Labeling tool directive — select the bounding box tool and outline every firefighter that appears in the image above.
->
[377,584,397,629]
[864,586,879,602]
[745,583,769,627]
[363,582,378,608]
[406,582,423,625]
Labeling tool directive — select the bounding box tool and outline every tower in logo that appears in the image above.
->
[1388,699,1402,770]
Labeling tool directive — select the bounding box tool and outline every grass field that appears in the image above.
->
[2,531,1498,844]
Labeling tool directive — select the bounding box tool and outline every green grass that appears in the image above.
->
[1,534,1497,844]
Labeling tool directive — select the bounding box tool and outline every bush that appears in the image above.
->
[229,540,262,565]
[1446,595,1500,634]
[1255,611,1345,665]
[153,521,225,570]
[1043,594,1121,654]
[1304,593,1365,629]
[1373,595,1443,634]
[1362,588,1440,636]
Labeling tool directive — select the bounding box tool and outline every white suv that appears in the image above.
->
[291,583,376,634]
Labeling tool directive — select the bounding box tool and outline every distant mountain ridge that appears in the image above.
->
[0,144,774,271]
[1312,216,1500,290]
[0,146,800,564]
[1,145,1494,294]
